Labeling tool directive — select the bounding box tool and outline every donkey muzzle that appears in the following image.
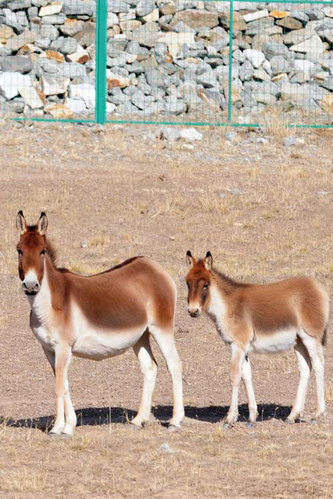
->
[22,275,40,295]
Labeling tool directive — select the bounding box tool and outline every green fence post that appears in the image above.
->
[227,0,234,124]
[96,0,107,124]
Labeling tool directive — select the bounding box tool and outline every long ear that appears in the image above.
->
[204,251,213,271]
[186,250,195,268]
[16,210,27,234]
[37,212,48,235]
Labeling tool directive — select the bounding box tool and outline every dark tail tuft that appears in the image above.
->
[321,327,327,347]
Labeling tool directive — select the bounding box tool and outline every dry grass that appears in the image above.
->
[0,121,332,497]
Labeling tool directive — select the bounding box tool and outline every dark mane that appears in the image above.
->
[212,267,250,294]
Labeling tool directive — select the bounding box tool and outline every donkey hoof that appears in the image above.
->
[247,422,256,428]
[60,432,74,439]
[129,421,143,430]
[286,418,295,425]
[168,424,180,433]
[223,423,232,430]
[48,431,63,439]
[310,419,318,425]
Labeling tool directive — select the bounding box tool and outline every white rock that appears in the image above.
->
[18,86,44,109]
[159,443,173,453]
[106,102,116,113]
[158,126,180,141]
[0,72,32,100]
[107,12,119,27]
[66,97,87,114]
[41,75,70,96]
[69,83,95,109]
[291,33,325,56]
[294,59,315,71]
[39,2,63,17]
[243,49,265,69]
[143,8,159,23]
[180,128,203,141]
[157,32,195,59]
[243,9,268,23]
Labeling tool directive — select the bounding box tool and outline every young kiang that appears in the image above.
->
[16,211,184,437]
[186,251,329,427]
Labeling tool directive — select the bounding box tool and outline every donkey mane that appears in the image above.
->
[212,267,250,294]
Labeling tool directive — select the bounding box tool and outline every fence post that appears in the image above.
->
[96,0,107,124]
[227,0,234,124]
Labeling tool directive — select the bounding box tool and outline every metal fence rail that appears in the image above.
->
[0,0,333,126]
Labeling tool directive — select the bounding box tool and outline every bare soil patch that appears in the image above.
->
[0,121,332,497]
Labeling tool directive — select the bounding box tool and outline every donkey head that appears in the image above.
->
[16,211,48,295]
[185,251,213,317]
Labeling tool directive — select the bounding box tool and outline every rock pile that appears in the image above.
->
[0,0,333,122]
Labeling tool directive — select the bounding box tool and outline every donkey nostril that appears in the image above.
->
[34,283,40,290]
[22,282,27,289]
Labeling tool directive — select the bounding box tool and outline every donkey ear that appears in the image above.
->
[204,251,213,271]
[186,250,195,268]
[16,210,27,234]
[37,212,48,235]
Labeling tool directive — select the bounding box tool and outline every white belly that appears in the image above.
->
[251,329,297,354]
[72,328,144,360]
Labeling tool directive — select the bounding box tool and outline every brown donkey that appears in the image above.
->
[16,211,184,436]
[186,251,329,427]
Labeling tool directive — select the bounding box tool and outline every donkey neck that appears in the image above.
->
[28,256,65,322]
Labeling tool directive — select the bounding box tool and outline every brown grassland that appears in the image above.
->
[0,120,332,498]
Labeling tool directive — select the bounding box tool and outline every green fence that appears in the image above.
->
[1,0,333,127]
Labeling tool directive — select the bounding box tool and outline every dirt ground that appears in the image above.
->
[0,119,332,498]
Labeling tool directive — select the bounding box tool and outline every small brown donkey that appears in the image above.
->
[16,211,184,437]
[186,251,329,426]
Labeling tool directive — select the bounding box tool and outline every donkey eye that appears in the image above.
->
[40,249,46,255]
[17,249,23,256]
[203,284,209,290]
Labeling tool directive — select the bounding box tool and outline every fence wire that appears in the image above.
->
[0,0,333,126]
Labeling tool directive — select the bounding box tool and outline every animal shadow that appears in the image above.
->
[0,403,291,433]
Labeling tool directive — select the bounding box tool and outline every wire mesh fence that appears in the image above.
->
[0,0,333,126]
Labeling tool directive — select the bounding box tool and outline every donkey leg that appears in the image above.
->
[300,332,325,420]
[131,331,157,428]
[226,343,246,426]
[43,346,76,436]
[150,326,184,428]
[241,356,258,424]
[49,344,74,436]
[288,338,312,423]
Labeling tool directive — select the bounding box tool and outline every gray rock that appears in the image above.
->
[35,37,51,49]
[270,56,291,75]
[179,127,202,140]
[165,97,186,114]
[7,0,31,10]
[41,13,66,24]
[239,60,254,82]
[40,24,59,41]
[63,0,95,16]
[51,36,78,55]
[126,41,149,55]
[0,55,32,73]
[158,126,181,141]
[136,0,155,17]
[130,88,154,109]
[145,68,170,89]
[263,42,289,60]
[284,136,297,147]
[225,131,236,142]
[321,77,333,91]
[196,71,217,88]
